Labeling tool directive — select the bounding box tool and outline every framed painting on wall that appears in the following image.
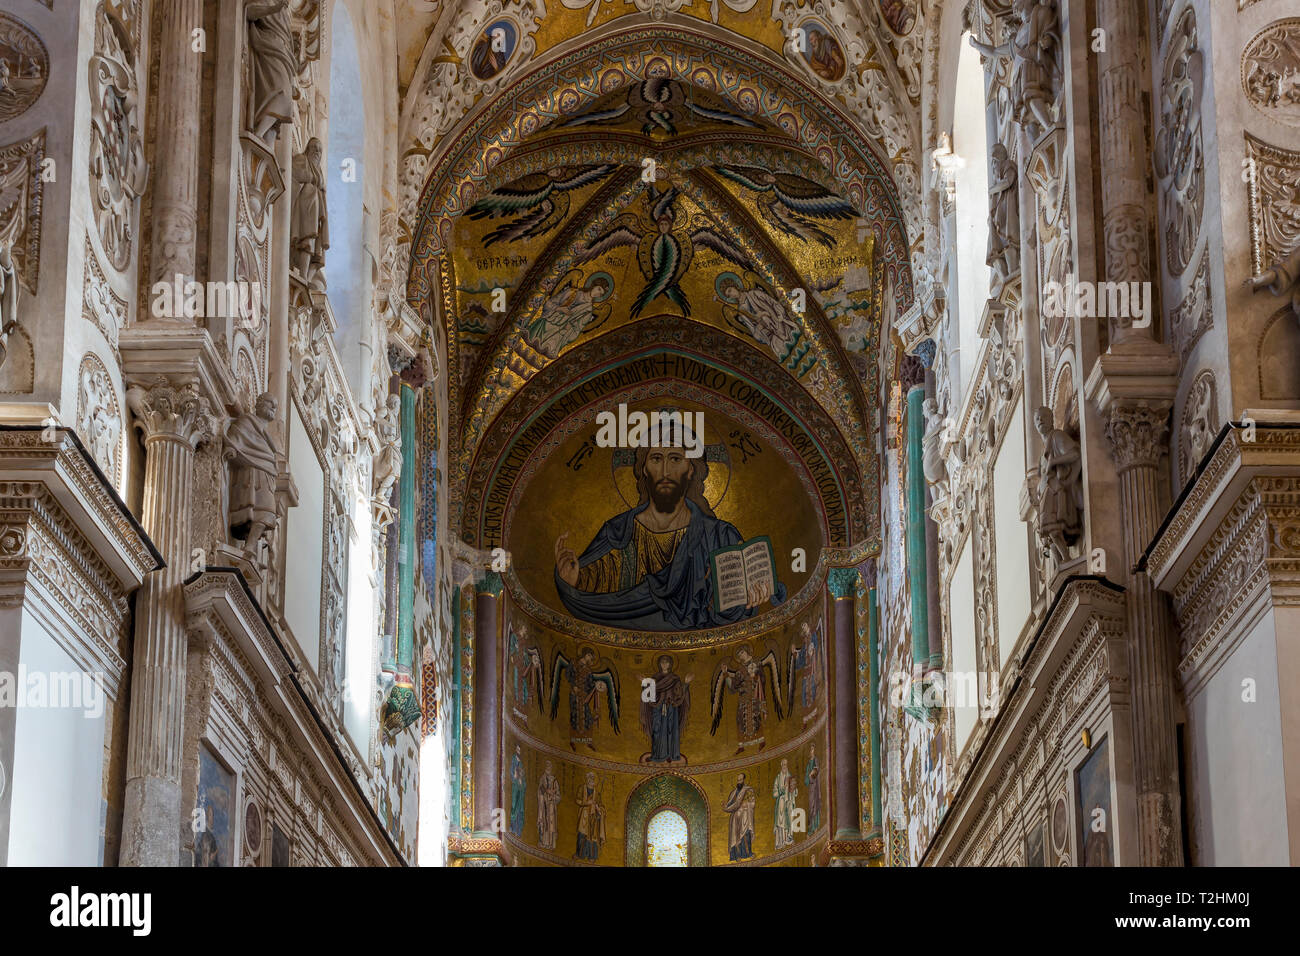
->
[195,743,236,867]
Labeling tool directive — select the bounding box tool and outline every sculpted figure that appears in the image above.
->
[291,138,329,287]
[970,0,1061,140]
[372,394,402,503]
[245,0,296,144]
[987,143,1021,289]
[225,392,282,553]
[0,209,18,369]
[1033,406,1083,563]
[921,398,949,507]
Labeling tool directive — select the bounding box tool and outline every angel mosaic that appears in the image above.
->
[713,165,855,248]
[466,164,618,247]
[507,624,545,727]
[575,185,754,318]
[709,643,787,754]
[549,645,621,750]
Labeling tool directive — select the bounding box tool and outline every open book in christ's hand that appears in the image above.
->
[709,536,777,613]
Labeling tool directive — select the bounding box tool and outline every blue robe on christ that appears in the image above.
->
[555,497,785,631]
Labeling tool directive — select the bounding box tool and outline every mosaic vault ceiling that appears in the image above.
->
[400,6,920,559]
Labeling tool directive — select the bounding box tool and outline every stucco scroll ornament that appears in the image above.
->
[969,0,1062,142]
[224,392,283,555]
[1245,243,1300,324]
[245,0,296,147]
[1152,7,1205,278]
[78,360,121,478]
[1032,405,1083,564]
[88,6,149,272]
[1180,372,1217,485]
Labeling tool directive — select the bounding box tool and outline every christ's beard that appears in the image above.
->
[650,477,686,514]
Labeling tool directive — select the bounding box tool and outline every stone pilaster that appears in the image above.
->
[472,571,503,850]
[119,378,214,866]
[1096,0,1155,344]
[827,567,860,841]
[148,0,206,288]
[1103,399,1184,866]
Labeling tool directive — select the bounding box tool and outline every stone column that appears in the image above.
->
[1104,399,1184,866]
[1095,0,1155,347]
[473,571,503,840]
[148,0,206,288]
[119,378,213,866]
[828,567,860,840]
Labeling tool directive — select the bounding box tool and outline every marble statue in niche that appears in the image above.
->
[986,142,1020,293]
[969,0,1061,141]
[921,397,949,509]
[224,392,282,554]
[245,0,296,145]
[291,138,329,289]
[372,393,402,503]
[1032,405,1083,563]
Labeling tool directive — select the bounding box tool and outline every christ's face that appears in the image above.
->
[644,449,692,513]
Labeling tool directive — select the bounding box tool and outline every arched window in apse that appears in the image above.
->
[646,808,689,867]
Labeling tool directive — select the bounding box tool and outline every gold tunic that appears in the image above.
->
[576,521,687,593]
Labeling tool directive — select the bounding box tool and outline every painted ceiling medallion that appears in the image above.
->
[0,12,49,123]
[789,16,847,85]
[470,18,520,82]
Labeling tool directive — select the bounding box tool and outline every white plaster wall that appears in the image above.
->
[344,492,373,749]
[284,403,325,672]
[951,35,990,405]
[324,1,368,400]
[7,609,104,865]
[993,399,1031,669]
[950,537,978,754]
[1188,608,1289,865]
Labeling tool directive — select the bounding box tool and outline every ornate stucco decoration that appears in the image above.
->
[1153,5,1204,279]
[1242,18,1300,129]
[76,353,123,484]
[88,2,148,272]
[0,131,45,301]
[0,12,48,123]
[1244,133,1300,321]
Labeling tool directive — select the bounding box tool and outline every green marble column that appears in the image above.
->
[382,383,421,734]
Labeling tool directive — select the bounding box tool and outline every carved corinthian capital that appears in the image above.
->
[1104,400,1172,471]
[126,377,214,448]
